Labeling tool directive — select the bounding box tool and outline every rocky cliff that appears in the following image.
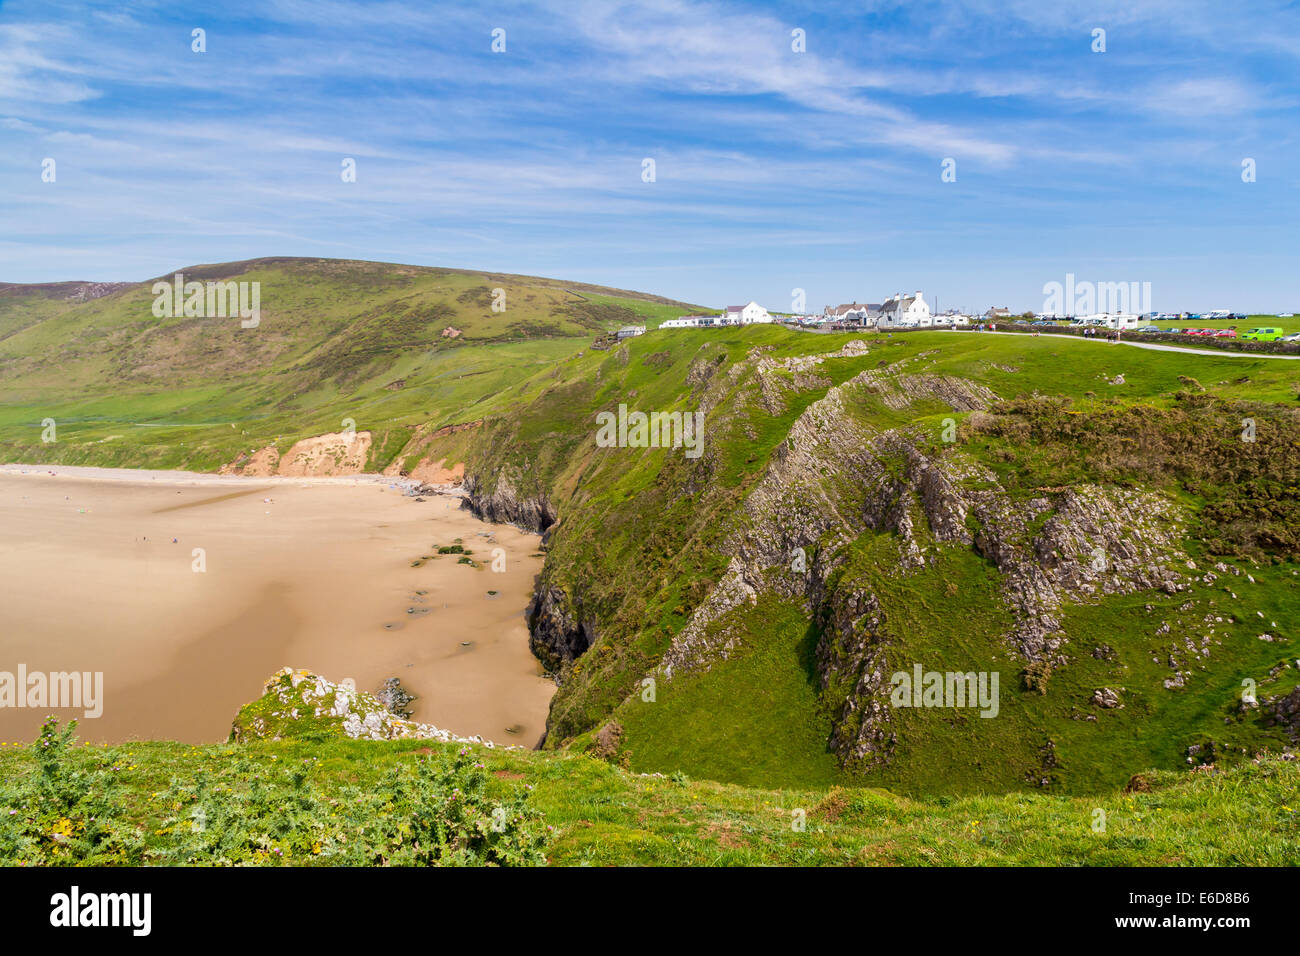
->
[655,352,1191,768]
[461,471,557,534]
[232,668,512,748]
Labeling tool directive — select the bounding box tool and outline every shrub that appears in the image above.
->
[1023,660,1053,695]
[0,717,144,865]
[153,747,548,867]
[0,720,548,867]
[389,749,549,867]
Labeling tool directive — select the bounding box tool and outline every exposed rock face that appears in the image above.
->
[815,586,896,767]
[687,348,726,393]
[384,455,465,485]
[65,281,132,302]
[586,721,625,762]
[233,669,510,747]
[376,677,416,718]
[857,370,997,412]
[1264,687,1300,741]
[657,358,1189,768]
[526,585,597,672]
[461,472,556,533]
[971,483,1186,658]
[220,431,372,476]
[1092,687,1123,709]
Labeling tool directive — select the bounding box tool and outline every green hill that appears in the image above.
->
[0,257,707,471]
[418,325,1300,796]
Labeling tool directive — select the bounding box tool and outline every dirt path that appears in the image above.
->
[969,330,1300,359]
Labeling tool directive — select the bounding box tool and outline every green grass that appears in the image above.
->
[0,258,708,471]
[617,596,843,789]
[1,723,1295,865]
[579,292,713,329]
[456,326,1298,794]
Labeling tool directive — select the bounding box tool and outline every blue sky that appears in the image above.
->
[1,0,1297,312]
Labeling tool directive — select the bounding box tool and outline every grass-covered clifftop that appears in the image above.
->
[0,703,1295,866]
[428,326,1300,796]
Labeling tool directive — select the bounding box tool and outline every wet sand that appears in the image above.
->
[0,466,553,745]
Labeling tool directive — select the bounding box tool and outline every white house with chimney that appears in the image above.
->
[722,301,772,325]
[877,291,931,328]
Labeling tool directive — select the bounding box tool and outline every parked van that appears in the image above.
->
[1240,328,1283,341]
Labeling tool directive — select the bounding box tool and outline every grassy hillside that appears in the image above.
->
[0,711,1295,866]
[417,326,1300,795]
[0,257,707,471]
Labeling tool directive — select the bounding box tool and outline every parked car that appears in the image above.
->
[1280,333,1300,343]
[1212,329,1237,338]
[1135,326,1162,333]
[1240,328,1284,341]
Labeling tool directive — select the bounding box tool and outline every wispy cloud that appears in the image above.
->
[0,0,1296,311]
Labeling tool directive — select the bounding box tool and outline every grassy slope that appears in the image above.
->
[0,730,1295,865]
[428,327,1299,795]
[0,257,708,470]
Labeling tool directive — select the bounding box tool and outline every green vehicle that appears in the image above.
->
[1240,327,1283,341]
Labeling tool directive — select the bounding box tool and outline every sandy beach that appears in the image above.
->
[0,465,553,745]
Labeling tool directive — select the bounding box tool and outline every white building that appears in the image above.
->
[616,325,646,340]
[661,313,724,329]
[1075,313,1142,330]
[823,302,881,324]
[877,291,931,328]
[723,301,772,325]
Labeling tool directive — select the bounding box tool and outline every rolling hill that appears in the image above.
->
[0,257,706,471]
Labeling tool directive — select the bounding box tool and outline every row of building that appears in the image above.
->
[638,294,1260,340]
[640,293,1020,337]
[815,292,1019,328]
[659,300,774,328]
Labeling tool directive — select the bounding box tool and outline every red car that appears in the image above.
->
[1212,328,1237,338]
